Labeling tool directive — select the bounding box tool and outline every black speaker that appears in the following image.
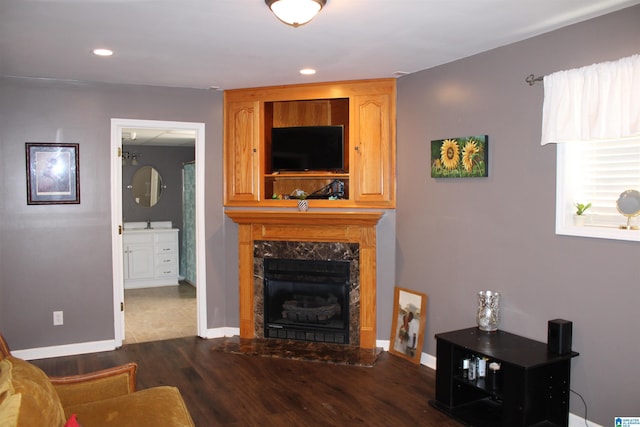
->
[548,319,572,355]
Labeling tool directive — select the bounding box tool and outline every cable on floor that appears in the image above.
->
[570,389,589,427]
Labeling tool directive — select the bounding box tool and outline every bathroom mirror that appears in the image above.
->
[129,166,164,208]
[616,189,640,230]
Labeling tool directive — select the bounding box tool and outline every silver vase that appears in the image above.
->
[297,199,308,211]
[477,290,500,332]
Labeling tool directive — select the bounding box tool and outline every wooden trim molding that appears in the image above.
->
[226,210,383,349]
[225,210,383,226]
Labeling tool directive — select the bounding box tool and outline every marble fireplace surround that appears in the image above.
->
[226,211,383,350]
[256,241,360,344]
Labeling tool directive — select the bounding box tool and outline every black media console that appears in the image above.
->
[430,327,579,427]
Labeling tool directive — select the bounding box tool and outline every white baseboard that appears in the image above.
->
[12,328,237,360]
[203,327,239,339]
[420,352,437,369]
[376,339,437,369]
[376,339,390,351]
[570,413,601,427]
[124,280,179,289]
[12,339,117,361]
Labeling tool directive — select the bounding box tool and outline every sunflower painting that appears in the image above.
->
[431,135,488,178]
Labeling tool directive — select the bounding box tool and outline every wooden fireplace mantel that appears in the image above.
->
[226,210,384,349]
[225,210,383,226]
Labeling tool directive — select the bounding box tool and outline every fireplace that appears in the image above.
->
[264,258,350,344]
[226,210,383,350]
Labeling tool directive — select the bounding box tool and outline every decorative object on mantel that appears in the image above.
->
[297,199,309,211]
[616,189,640,230]
[476,290,500,332]
[431,135,488,178]
[26,142,80,205]
[291,188,309,211]
[573,202,591,226]
[389,286,428,364]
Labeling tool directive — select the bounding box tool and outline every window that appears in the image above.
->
[556,137,640,241]
[541,54,640,241]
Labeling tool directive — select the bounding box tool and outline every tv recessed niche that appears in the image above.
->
[271,125,344,172]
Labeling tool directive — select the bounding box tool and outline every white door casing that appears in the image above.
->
[110,118,207,346]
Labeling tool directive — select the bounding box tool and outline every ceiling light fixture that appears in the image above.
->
[93,48,113,57]
[265,0,326,27]
[299,68,316,75]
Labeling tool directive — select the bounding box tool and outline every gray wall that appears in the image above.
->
[396,5,640,425]
[0,78,227,348]
[122,145,195,251]
[122,145,195,225]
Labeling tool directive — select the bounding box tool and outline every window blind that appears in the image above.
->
[569,138,640,225]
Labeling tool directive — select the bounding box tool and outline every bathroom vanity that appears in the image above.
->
[123,222,179,289]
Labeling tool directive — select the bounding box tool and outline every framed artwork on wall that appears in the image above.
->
[26,143,80,205]
[389,286,428,364]
[431,135,488,178]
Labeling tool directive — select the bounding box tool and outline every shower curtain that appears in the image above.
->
[180,162,196,285]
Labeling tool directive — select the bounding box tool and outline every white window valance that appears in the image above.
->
[541,54,640,145]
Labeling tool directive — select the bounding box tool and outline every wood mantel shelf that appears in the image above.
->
[225,210,383,226]
[226,209,384,349]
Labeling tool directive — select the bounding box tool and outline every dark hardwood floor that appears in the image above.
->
[30,336,462,427]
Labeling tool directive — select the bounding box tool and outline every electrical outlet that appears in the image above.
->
[53,311,63,326]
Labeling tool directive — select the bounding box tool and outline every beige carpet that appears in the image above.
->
[124,282,197,344]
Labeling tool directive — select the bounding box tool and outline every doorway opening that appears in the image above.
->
[111,119,206,347]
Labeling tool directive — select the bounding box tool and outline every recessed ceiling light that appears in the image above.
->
[392,71,410,77]
[299,68,316,75]
[93,48,113,57]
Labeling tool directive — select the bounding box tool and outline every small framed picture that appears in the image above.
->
[26,143,80,205]
[431,135,488,178]
[389,286,428,364]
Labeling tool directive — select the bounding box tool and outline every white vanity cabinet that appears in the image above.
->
[124,228,179,289]
[154,232,179,280]
[123,234,155,281]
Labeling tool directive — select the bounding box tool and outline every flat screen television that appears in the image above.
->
[271,125,344,172]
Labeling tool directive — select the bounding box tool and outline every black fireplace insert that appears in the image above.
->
[263,258,350,344]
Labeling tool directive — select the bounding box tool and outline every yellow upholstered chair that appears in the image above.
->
[0,333,194,427]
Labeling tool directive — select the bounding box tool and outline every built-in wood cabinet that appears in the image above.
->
[223,79,396,208]
[224,100,260,204]
[352,93,393,204]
